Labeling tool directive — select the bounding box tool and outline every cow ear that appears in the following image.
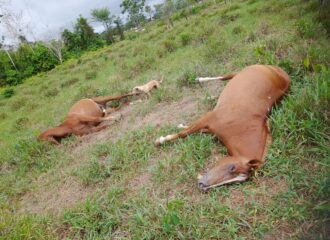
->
[247,159,262,169]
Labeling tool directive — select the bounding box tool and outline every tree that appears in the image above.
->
[153,3,165,19]
[61,29,80,53]
[145,5,153,21]
[91,7,115,44]
[114,17,125,40]
[45,39,65,64]
[74,15,95,49]
[62,16,103,54]
[120,0,146,28]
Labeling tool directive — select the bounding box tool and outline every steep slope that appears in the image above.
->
[0,0,329,239]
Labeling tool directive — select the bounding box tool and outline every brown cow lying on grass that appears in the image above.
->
[38,93,138,145]
[155,65,290,191]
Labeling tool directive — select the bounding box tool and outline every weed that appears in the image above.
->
[296,19,322,39]
[177,71,198,87]
[247,0,257,5]
[202,91,218,111]
[180,33,192,46]
[60,77,80,88]
[13,117,29,131]
[254,44,276,65]
[203,35,233,62]
[0,112,7,120]
[44,88,59,97]
[315,0,330,34]
[219,14,239,25]
[8,138,54,172]
[73,85,99,101]
[62,194,122,239]
[221,3,240,15]
[73,159,111,186]
[232,25,245,35]
[0,211,54,239]
[10,98,26,111]
[163,39,177,53]
[85,71,97,80]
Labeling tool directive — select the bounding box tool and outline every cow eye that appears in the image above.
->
[229,164,236,172]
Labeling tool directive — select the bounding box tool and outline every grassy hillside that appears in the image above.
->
[0,0,329,239]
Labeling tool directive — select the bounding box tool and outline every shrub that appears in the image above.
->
[3,87,15,98]
[5,70,23,86]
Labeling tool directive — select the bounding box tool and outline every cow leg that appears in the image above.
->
[155,112,215,146]
[38,126,72,145]
[91,93,138,105]
[76,114,115,124]
[196,72,237,83]
[105,102,128,114]
[177,123,211,133]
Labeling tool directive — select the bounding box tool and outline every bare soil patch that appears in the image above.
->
[18,176,96,215]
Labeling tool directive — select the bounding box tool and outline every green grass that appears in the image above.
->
[0,0,329,239]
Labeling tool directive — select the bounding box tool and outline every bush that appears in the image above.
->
[5,70,22,86]
[3,87,15,98]
[180,33,192,46]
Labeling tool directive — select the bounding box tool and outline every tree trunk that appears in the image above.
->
[4,49,18,71]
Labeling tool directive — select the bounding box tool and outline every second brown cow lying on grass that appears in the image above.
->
[155,65,290,191]
[38,93,138,145]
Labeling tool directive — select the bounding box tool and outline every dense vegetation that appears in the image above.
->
[0,0,200,88]
[0,0,329,239]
